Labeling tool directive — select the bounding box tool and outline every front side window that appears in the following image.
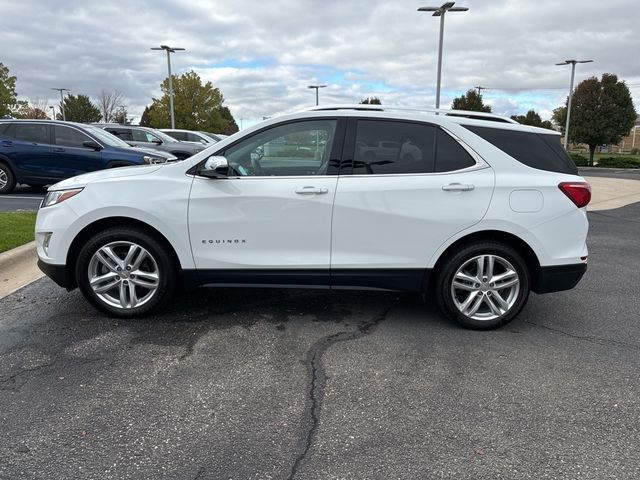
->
[14,124,50,144]
[353,120,435,174]
[54,126,91,148]
[131,129,159,143]
[223,120,337,176]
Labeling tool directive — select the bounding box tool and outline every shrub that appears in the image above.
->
[570,153,589,166]
[596,156,640,169]
[630,148,640,155]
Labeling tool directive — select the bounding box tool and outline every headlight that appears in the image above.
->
[41,188,83,208]
[143,155,167,164]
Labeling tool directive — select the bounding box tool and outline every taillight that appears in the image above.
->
[558,182,591,208]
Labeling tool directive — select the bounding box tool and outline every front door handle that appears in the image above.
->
[53,147,65,152]
[295,186,329,195]
[1,141,12,147]
[442,183,475,192]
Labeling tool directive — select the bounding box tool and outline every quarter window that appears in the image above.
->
[54,126,91,148]
[223,120,337,176]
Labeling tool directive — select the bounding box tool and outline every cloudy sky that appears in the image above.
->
[2,0,639,128]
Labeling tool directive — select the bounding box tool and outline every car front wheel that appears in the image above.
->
[435,242,530,330]
[76,227,176,317]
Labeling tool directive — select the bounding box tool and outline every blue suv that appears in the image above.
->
[0,120,175,194]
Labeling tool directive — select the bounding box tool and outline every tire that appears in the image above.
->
[75,227,177,318]
[0,162,17,194]
[435,241,530,330]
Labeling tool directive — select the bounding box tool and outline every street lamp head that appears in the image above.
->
[151,45,186,53]
[556,59,594,66]
[308,85,326,89]
[418,2,468,16]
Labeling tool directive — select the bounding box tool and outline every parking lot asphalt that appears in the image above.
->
[0,185,44,212]
[1,202,639,479]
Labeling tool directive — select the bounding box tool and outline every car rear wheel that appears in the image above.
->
[435,241,530,330]
[76,227,176,317]
[0,163,16,194]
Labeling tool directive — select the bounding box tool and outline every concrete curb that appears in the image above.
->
[0,240,37,269]
[0,241,44,299]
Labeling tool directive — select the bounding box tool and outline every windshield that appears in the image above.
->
[84,125,131,148]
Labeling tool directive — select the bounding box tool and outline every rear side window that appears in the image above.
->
[106,128,133,141]
[464,125,578,175]
[168,131,187,141]
[435,129,475,172]
[353,120,435,174]
[0,123,9,135]
[14,124,50,144]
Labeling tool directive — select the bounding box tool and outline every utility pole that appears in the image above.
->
[418,2,469,109]
[556,59,593,149]
[151,45,185,129]
[51,88,70,121]
[474,85,487,95]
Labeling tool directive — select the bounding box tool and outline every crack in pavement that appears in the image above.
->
[0,357,104,392]
[524,320,640,350]
[286,302,396,480]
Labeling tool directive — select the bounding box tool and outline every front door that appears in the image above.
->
[188,118,344,286]
[52,125,103,177]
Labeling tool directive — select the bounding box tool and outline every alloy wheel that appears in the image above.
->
[88,241,160,309]
[450,254,520,321]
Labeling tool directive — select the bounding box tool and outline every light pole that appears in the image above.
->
[308,85,326,106]
[418,2,468,109]
[556,59,593,149]
[49,106,55,121]
[151,45,185,129]
[51,88,70,121]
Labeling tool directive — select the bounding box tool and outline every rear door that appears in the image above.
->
[0,123,53,181]
[330,118,495,291]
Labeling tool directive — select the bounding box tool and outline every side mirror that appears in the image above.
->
[200,156,229,178]
[83,140,102,151]
[151,139,163,145]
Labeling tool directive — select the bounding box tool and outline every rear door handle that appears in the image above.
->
[442,183,475,192]
[295,186,329,195]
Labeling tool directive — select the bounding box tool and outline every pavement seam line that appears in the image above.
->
[524,320,640,350]
[286,303,395,480]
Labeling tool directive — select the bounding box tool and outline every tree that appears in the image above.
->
[552,73,636,166]
[451,89,491,112]
[139,105,155,127]
[511,109,554,129]
[218,106,239,134]
[143,70,236,132]
[58,94,102,123]
[0,63,20,118]
[97,89,124,122]
[111,107,129,124]
[360,97,382,105]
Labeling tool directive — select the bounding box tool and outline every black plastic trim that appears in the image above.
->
[37,259,76,290]
[533,263,587,294]
[184,268,430,292]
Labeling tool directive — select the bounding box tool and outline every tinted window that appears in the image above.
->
[131,129,159,143]
[464,125,578,175]
[0,123,9,135]
[106,128,133,141]
[353,120,435,174]
[54,126,91,148]
[435,129,475,172]
[14,124,50,144]
[224,120,337,176]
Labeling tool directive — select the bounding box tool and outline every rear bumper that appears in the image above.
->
[533,263,587,294]
[37,260,76,290]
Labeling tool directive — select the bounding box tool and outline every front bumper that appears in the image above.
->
[533,263,587,294]
[37,260,76,290]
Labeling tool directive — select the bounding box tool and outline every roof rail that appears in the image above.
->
[305,104,518,124]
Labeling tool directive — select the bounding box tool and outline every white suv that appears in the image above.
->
[35,106,590,329]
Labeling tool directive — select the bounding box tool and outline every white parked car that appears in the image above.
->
[35,105,590,329]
